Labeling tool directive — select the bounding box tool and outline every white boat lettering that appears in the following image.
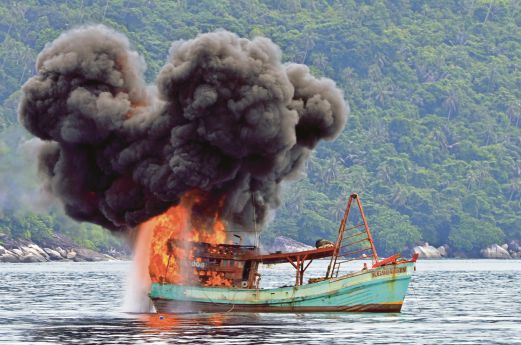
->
[191,261,207,269]
[371,267,407,278]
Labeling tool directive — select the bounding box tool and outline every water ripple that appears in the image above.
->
[0,260,520,344]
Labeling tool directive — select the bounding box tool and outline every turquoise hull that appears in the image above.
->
[150,261,415,313]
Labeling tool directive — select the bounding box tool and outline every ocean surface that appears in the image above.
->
[0,259,520,344]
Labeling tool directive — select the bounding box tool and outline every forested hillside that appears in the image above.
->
[0,0,520,256]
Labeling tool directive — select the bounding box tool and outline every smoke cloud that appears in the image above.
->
[19,25,348,232]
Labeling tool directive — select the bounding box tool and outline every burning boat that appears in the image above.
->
[19,27,367,311]
[18,26,416,313]
[148,193,418,313]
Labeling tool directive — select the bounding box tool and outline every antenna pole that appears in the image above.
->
[252,194,259,247]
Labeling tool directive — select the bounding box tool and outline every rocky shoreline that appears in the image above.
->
[268,236,521,260]
[2,235,520,263]
[0,235,129,263]
[413,241,521,259]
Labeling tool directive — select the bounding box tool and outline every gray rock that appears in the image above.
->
[4,249,17,256]
[437,245,448,257]
[56,247,67,258]
[501,243,508,250]
[75,248,109,262]
[0,252,19,263]
[27,244,50,259]
[269,236,314,253]
[21,246,48,261]
[0,240,117,264]
[480,244,511,259]
[44,248,64,260]
[413,243,442,258]
[19,252,46,263]
[103,254,117,261]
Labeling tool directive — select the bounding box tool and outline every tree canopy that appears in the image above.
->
[0,0,519,256]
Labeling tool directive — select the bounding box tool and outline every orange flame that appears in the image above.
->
[139,191,232,287]
[204,271,233,287]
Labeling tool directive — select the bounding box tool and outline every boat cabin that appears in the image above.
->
[159,194,394,289]
[165,239,261,288]
[164,239,336,289]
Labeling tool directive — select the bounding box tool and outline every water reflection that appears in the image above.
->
[26,313,327,344]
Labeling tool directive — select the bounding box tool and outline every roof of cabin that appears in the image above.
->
[246,246,335,264]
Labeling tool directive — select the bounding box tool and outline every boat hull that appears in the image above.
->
[150,261,415,313]
[151,299,403,313]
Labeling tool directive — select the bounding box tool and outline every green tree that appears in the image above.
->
[449,216,505,254]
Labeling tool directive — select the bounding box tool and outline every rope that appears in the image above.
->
[201,288,237,314]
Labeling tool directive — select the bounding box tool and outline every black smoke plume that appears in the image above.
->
[19,25,347,232]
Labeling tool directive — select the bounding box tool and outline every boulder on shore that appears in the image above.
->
[413,243,442,258]
[56,247,67,258]
[0,250,19,263]
[437,245,448,257]
[75,248,110,262]
[44,248,64,260]
[269,236,314,253]
[0,237,124,263]
[19,252,47,263]
[480,244,511,259]
[27,244,50,259]
[21,245,49,261]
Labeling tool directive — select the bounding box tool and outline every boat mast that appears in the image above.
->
[355,194,379,263]
[252,193,259,248]
[326,193,379,279]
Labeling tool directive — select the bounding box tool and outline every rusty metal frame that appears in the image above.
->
[326,193,379,278]
[286,254,313,285]
[355,194,379,263]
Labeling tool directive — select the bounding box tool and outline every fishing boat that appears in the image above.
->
[149,193,418,313]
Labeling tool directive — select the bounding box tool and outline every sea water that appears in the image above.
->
[0,260,519,344]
